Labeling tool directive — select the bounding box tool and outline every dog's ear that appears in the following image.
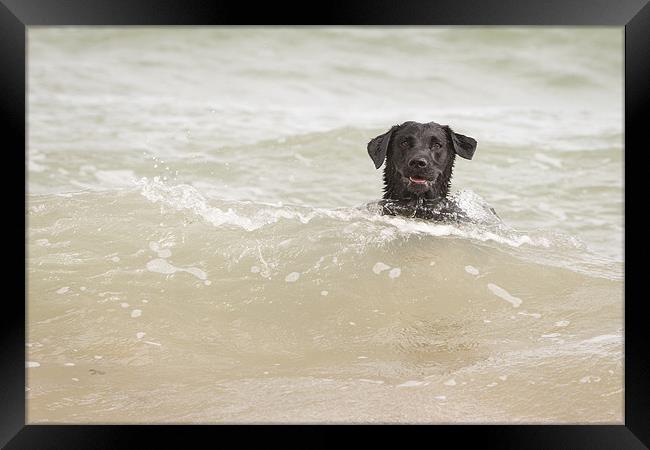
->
[367,125,399,169]
[444,126,477,160]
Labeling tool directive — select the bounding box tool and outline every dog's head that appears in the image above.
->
[367,121,477,198]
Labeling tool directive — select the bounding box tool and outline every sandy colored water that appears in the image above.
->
[27,27,623,423]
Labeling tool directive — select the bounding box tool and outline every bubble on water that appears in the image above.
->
[111,256,120,262]
[120,303,129,308]
[131,309,142,318]
[64,362,75,367]
[373,262,390,274]
[56,287,70,294]
[285,272,300,282]
[388,268,401,279]
[320,290,328,296]
[465,265,479,275]
[94,355,103,359]
[555,320,570,327]
[26,361,40,368]
[487,283,522,308]
[136,332,145,339]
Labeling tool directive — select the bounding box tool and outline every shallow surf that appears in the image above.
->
[26,27,623,423]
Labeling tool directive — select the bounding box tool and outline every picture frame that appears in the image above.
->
[4,0,648,447]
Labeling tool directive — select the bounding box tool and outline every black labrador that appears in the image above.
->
[367,120,478,220]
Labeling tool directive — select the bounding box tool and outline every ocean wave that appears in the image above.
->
[137,176,567,251]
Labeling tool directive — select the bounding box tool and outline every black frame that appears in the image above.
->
[4,0,649,448]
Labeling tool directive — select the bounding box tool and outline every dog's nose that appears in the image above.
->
[408,158,428,169]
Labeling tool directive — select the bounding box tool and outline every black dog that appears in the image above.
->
[367,121,478,220]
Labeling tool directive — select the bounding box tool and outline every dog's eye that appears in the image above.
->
[400,140,409,148]
[431,143,442,150]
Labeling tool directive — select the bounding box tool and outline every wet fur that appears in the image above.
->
[368,121,477,219]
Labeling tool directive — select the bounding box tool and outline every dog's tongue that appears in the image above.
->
[409,176,428,185]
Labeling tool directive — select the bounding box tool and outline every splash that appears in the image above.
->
[138,177,564,251]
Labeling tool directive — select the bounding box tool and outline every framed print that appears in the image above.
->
[3,0,649,448]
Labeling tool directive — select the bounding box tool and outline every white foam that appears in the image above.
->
[184,267,207,280]
[397,380,425,387]
[146,258,176,274]
[120,303,129,308]
[373,262,390,274]
[321,290,329,296]
[464,265,480,275]
[579,375,601,383]
[56,287,70,294]
[139,178,555,251]
[541,333,561,338]
[146,258,208,281]
[157,249,172,258]
[487,283,522,308]
[555,320,571,327]
[388,268,401,279]
[64,362,75,367]
[359,379,384,384]
[581,334,620,345]
[136,332,146,339]
[285,272,300,282]
[26,361,40,368]
[131,309,142,318]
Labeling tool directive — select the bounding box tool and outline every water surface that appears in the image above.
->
[27,27,623,423]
